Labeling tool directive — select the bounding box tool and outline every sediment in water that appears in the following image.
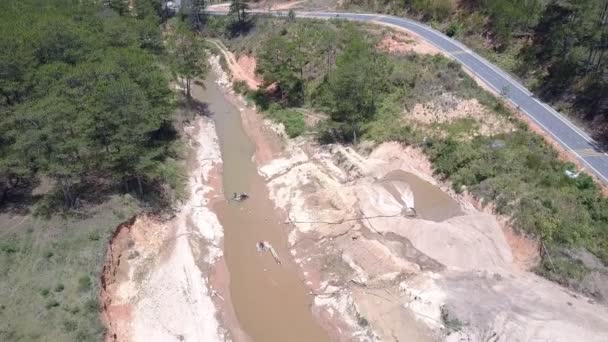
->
[200,64,332,342]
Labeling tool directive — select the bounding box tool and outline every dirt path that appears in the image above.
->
[208,39,261,90]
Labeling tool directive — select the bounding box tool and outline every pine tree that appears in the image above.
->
[168,23,207,98]
[229,0,249,24]
[108,0,129,16]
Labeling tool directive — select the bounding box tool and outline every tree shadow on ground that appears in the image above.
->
[0,178,41,216]
[226,19,254,38]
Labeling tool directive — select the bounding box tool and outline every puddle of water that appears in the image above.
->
[379,170,462,221]
[194,75,330,342]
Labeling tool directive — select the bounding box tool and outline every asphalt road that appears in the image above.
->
[209,9,608,183]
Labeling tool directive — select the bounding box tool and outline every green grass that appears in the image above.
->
[266,104,307,138]
[0,196,137,341]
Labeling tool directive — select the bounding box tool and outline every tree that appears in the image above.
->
[324,29,391,143]
[12,93,87,206]
[287,9,296,22]
[181,0,207,32]
[481,0,543,45]
[257,35,304,105]
[229,0,249,25]
[0,1,175,207]
[108,0,129,16]
[168,23,207,98]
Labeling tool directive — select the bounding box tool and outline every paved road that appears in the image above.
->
[209,9,608,183]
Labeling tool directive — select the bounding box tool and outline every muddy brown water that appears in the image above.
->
[195,75,330,342]
[379,170,463,222]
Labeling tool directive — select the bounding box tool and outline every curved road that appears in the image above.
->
[209,8,608,183]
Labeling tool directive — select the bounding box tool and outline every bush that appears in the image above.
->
[78,276,92,292]
[315,119,345,144]
[537,251,590,286]
[412,0,454,20]
[84,298,99,313]
[62,320,77,332]
[266,106,306,138]
[1,243,18,254]
[88,232,100,241]
[45,300,60,309]
[247,89,270,110]
[445,21,461,37]
[232,80,249,94]
[440,305,464,332]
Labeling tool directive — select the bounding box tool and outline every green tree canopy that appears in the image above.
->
[0,0,175,207]
[324,29,392,142]
[167,22,207,98]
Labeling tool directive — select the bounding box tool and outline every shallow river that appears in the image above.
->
[195,74,330,342]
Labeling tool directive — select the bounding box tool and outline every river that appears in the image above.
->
[194,73,330,342]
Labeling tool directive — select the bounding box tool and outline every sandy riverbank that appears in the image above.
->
[101,115,227,342]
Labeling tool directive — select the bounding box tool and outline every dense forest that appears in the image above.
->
[0,0,182,211]
[343,0,608,143]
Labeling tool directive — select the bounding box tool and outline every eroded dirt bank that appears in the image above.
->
[101,116,226,341]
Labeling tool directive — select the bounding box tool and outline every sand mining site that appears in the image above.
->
[99,55,608,342]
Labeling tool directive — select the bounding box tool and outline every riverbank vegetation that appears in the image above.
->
[0,0,208,340]
[210,15,608,299]
[336,0,608,145]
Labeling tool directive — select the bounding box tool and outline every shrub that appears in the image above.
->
[45,300,60,309]
[266,107,306,138]
[232,80,249,94]
[62,319,77,332]
[445,21,461,37]
[247,89,270,110]
[1,243,18,254]
[440,305,464,332]
[537,251,590,286]
[84,298,99,313]
[78,276,92,292]
[88,232,100,241]
[54,283,65,292]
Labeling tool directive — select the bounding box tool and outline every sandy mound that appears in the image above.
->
[257,137,608,341]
